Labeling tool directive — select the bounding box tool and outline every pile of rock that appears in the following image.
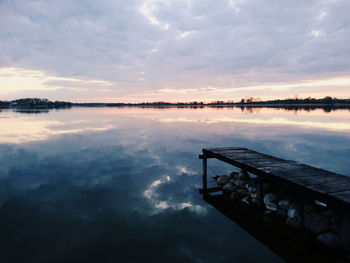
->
[215,170,341,248]
[216,170,259,206]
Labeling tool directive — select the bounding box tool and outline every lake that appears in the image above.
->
[1,106,350,263]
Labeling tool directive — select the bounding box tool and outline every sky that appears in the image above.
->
[1,0,350,103]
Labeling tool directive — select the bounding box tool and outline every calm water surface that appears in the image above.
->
[1,106,350,263]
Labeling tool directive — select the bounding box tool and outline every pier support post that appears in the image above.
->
[255,176,262,207]
[339,208,350,252]
[202,156,208,195]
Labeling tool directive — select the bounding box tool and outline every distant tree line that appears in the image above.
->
[75,96,350,106]
[0,98,72,109]
[2,96,350,109]
[107,96,350,106]
[237,96,350,105]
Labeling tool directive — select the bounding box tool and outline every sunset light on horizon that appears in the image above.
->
[1,66,350,103]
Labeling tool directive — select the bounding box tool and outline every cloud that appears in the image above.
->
[0,0,350,101]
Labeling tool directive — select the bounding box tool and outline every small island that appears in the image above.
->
[0,98,72,109]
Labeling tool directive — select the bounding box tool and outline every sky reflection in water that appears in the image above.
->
[1,107,350,263]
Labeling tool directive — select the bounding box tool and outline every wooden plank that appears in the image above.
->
[213,149,250,154]
[227,149,278,159]
[221,152,291,166]
[222,152,268,158]
[263,166,339,179]
[221,151,271,157]
[288,176,344,187]
[207,147,247,151]
[208,147,248,153]
[330,191,350,204]
[256,163,305,174]
[222,156,283,166]
[210,150,251,156]
[307,180,350,194]
[245,159,293,167]
[222,153,279,162]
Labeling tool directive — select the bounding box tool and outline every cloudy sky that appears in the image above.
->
[1,0,350,102]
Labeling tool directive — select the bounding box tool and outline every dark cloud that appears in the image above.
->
[0,0,350,99]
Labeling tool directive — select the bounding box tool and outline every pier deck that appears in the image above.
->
[199,147,350,208]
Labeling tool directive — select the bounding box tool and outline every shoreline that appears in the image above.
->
[1,103,350,111]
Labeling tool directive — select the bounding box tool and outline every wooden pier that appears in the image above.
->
[200,147,350,206]
[199,147,350,260]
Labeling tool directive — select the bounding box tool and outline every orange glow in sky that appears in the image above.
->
[1,67,350,103]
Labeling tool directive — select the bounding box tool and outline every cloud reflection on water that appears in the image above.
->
[1,107,350,262]
[0,140,282,262]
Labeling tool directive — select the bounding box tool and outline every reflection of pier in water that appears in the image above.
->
[203,194,344,263]
[199,147,350,263]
